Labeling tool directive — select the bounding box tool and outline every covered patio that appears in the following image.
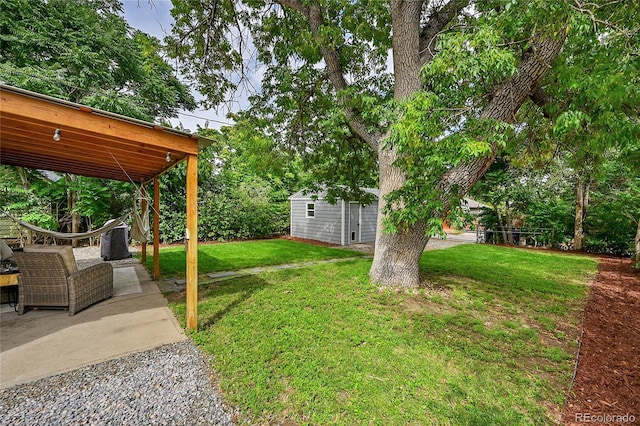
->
[0,83,203,330]
[0,84,206,386]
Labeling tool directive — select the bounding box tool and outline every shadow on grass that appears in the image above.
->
[197,249,236,274]
[140,248,237,278]
[197,275,269,330]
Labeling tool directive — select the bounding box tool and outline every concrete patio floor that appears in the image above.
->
[0,263,186,389]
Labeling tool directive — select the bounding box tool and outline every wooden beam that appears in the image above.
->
[0,129,183,180]
[0,138,169,171]
[0,151,141,181]
[141,184,148,264]
[185,154,198,331]
[1,117,179,159]
[0,90,200,155]
[153,176,160,281]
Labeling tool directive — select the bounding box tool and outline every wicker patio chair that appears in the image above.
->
[12,246,113,316]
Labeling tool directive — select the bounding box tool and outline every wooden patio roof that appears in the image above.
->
[0,83,204,330]
[0,84,209,183]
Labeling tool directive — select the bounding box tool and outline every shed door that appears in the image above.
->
[349,202,359,243]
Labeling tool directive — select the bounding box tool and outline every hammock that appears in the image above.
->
[130,193,150,244]
[5,213,130,240]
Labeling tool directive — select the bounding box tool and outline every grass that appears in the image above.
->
[139,238,364,277]
[166,243,598,425]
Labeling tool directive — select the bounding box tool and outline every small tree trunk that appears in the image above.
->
[87,217,94,246]
[66,174,80,248]
[71,212,79,248]
[495,206,508,244]
[635,219,640,270]
[505,200,514,245]
[16,167,29,189]
[574,178,590,251]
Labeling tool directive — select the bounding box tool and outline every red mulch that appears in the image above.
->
[562,257,640,425]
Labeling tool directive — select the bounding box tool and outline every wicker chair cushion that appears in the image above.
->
[23,245,78,274]
[1,238,13,259]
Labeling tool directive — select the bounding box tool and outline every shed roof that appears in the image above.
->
[462,197,490,210]
[289,187,379,200]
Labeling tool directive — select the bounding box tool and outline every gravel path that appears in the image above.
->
[0,340,237,425]
[342,232,477,255]
[3,245,236,425]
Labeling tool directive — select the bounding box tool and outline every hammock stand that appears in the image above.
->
[4,213,130,244]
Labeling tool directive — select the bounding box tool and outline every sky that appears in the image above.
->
[121,0,236,132]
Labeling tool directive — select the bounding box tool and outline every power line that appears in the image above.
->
[1,67,234,128]
[174,111,233,127]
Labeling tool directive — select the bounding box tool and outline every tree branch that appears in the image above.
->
[419,0,471,66]
[278,0,380,150]
[277,0,308,15]
[530,85,550,107]
[570,0,628,35]
[437,30,568,209]
[530,85,554,118]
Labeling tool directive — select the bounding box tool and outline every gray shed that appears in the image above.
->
[289,188,379,245]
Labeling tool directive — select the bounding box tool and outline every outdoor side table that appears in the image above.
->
[0,272,20,311]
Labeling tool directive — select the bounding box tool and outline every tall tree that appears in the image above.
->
[169,0,638,287]
[506,1,640,252]
[0,0,195,120]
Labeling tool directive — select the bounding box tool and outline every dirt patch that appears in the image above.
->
[562,257,640,425]
[402,293,454,315]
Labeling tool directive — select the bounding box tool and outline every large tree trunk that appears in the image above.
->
[370,149,430,287]
[371,12,566,287]
[574,177,590,251]
[369,0,430,287]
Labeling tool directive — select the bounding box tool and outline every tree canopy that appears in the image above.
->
[0,0,195,121]
[168,0,640,286]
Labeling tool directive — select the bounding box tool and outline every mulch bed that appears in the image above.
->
[562,257,640,425]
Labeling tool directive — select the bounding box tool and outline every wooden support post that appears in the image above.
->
[153,176,160,281]
[185,154,198,331]
[141,184,147,264]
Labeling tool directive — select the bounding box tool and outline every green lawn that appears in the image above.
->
[140,238,364,277]
[167,244,597,425]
